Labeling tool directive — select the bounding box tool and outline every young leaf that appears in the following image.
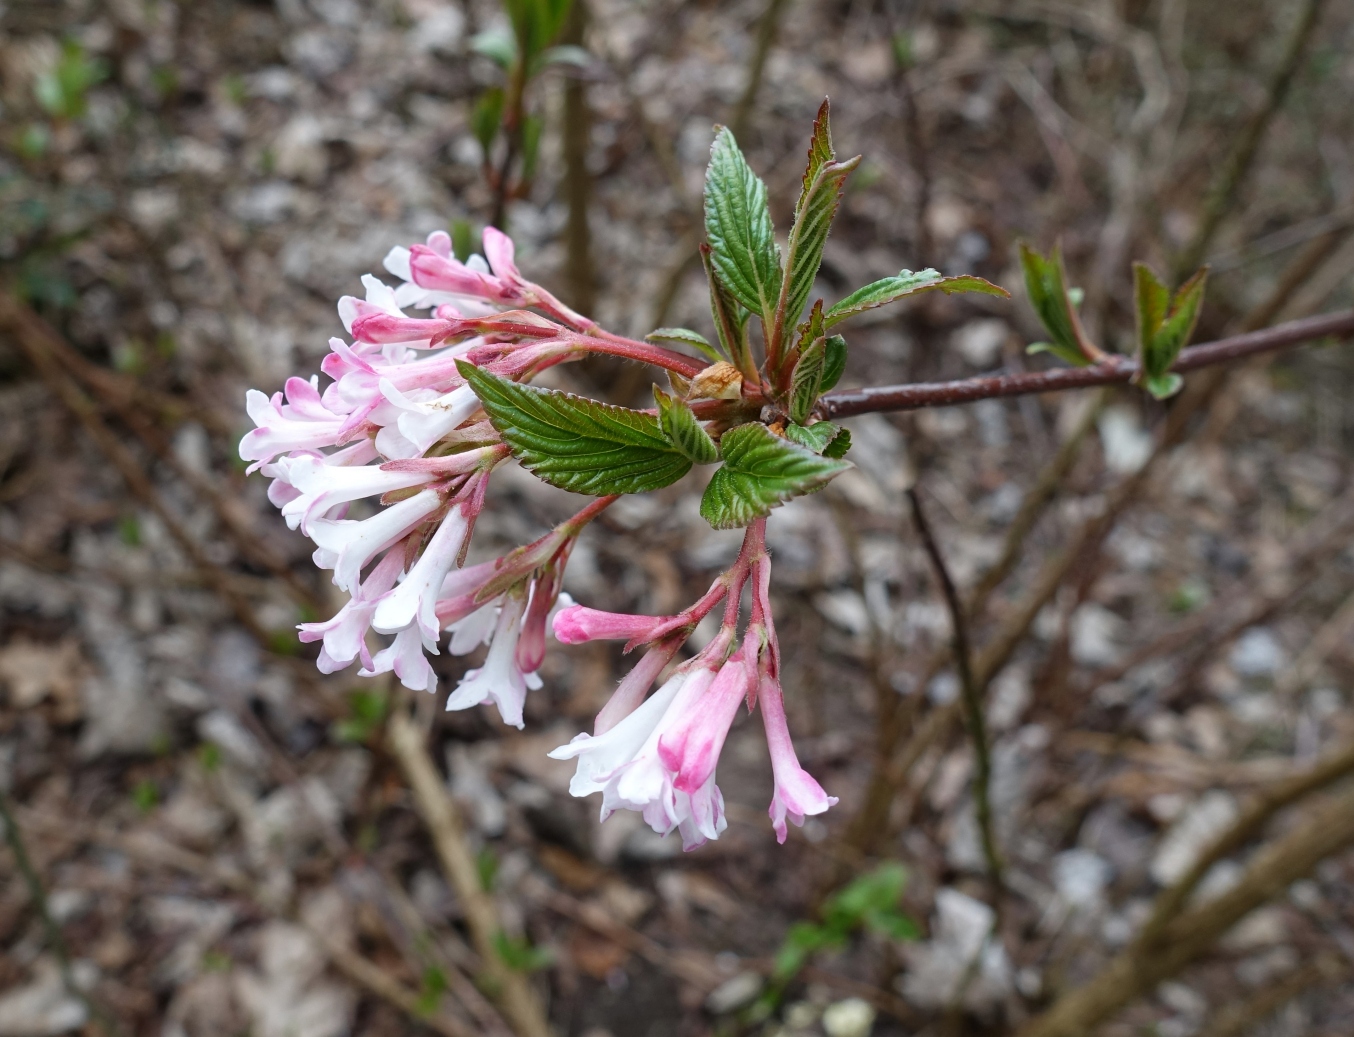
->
[785,420,850,459]
[1019,243,1102,366]
[1133,263,1207,400]
[788,302,827,425]
[458,362,692,495]
[701,243,757,379]
[471,88,505,156]
[470,28,518,69]
[776,100,862,339]
[824,269,1007,328]
[647,327,726,365]
[816,336,847,395]
[703,127,782,324]
[530,44,591,76]
[699,423,850,530]
[654,387,720,464]
[521,113,544,179]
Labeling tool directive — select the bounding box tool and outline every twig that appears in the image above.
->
[0,290,273,644]
[818,308,1354,418]
[16,811,477,1037]
[1018,779,1354,1037]
[1196,955,1345,1037]
[386,709,554,1037]
[0,791,121,1037]
[731,0,791,141]
[1275,587,1354,700]
[1173,0,1328,278]
[1135,736,1354,950]
[907,488,1004,895]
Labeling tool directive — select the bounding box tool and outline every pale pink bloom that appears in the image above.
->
[444,592,542,728]
[375,381,481,456]
[447,601,499,654]
[383,231,501,315]
[240,377,348,472]
[760,675,837,843]
[372,507,471,641]
[337,274,425,349]
[657,647,753,795]
[309,488,443,592]
[262,439,379,510]
[552,604,667,645]
[592,642,680,735]
[298,549,404,673]
[549,663,728,850]
[276,453,435,535]
[362,623,439,693]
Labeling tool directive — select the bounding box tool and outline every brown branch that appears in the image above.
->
[819,309,1354,418]
[387,709,553,1037]
[560,0,596,316]
[1018,780,1354,1037]
[1197,955,1345,1037]
[907,488,1005,895]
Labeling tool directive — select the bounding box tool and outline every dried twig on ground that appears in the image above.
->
[387,708,553,1037]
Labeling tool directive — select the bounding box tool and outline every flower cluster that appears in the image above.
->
[549,520,837,849]
[240,227,834,847]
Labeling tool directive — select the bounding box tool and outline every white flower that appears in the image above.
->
[372,507,471,640]
[444,593,541,728]
[376,380,481,457]
[277,454,434,535]
[309,488,442,592]
[362,624,438,693]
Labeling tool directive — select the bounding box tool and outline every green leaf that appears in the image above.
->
[458,362,692,495]
[821,334,847,391]
[470,28,518,69]
[647,327,725,365]
[699,423,850,530]
[1142,372,1184,400]
[703,127,782,324]
[654,387,720,464]
[493,931,554,973]
[532,44,591,74]
[776,100,861,336]
[1025,339,1092,366]
[701,244,757,378]
[451,219,475,263]
[866,908,921,942]
[824,269,1007,328]
[773,921,833,982]
[788,302,827,425]
[1019,243,1099,366]
[1133,262,1207,397]
[471,88,505,155]
[785,420,850,459]
[824,863,908,930]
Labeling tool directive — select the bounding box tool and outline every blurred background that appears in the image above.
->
[2,0,1354,1035]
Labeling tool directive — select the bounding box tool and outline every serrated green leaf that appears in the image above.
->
[776,101,861,338]
[458,362,692,495]
[1133,263,1207,391]
[1019,243,1099,366]
[703,128,782,324]
[785,420,850,459]
[821,334,847,391]
[699,423,850,529]
[788,302,826,425]
[647,327,725,365]
[824,270,1007,328]
[701,244,757,379]
[471,28,518,68]
[654,387,720,464]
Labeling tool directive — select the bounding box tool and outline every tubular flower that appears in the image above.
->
[550,521,835,849]
[239,228,612,700]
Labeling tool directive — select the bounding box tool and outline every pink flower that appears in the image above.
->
[298,549,404,673]
[552,605,668,645]
[276,453,435,535]
[362,624,439,694]
[240,377,348,472]
[549,662,727,851]
[760,675,837,843]
[657,647,753,795]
